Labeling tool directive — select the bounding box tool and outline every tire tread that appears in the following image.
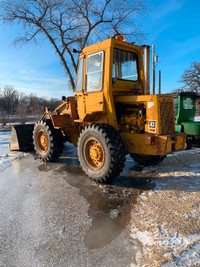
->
[77,123,126,183]
[33,119,64,162]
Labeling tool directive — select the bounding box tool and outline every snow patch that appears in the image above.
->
[131,230,154,246]
[0,131,29,172]
[194,116,200,122]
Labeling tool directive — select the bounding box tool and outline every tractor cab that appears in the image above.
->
[175,92,197,122]
[175,92,200,148]
[74,37,145,128]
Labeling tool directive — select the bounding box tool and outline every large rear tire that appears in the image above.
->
[130,154,165,166]
[33,120,64,162]
[77,124,126,183]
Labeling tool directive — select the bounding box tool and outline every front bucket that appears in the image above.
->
[9,124,34,151]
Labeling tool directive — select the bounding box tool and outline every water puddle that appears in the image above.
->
[37,144,156,249]
[57,165,155,249]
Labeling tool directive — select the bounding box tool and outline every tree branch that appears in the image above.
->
[0,0,147,90]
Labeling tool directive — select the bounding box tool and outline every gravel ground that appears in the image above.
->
[0,131,200,266]
[126,152,200,266]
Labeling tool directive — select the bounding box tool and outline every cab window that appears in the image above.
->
[113,48,138,81]
[75,57,84,92]
[183,97,194,110]
[86,51,104,91]
[174,97,178,116]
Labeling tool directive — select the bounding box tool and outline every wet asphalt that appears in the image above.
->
[0,144,154,267]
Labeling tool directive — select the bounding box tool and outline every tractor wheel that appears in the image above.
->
[130,154,165,166]
[77,124,126,183]
[33,120,64,162]
[186,138,192,150]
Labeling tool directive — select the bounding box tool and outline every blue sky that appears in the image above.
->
[0,0,200,98]
[141,0,200,93]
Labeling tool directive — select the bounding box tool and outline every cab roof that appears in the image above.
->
[81,37,142,55]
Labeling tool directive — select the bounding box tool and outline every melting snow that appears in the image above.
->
[0,129,28,172]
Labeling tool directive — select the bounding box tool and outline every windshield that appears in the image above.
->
[113,48,138,81]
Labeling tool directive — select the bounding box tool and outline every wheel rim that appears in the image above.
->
[36,129,48,153]
[83,137,105,170]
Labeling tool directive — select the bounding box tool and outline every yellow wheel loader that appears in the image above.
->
[10,35,186,182]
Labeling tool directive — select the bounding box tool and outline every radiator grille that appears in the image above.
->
[159,99,175,134]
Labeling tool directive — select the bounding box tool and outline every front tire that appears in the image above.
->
[33,120,63,161]
[77,124,126,183]
[130,154,165,166]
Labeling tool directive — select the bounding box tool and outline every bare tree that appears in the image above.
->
[28,94,44,115]
[175,61,200,93]
[0,85,63,124]
[16,93,28,124]
[0,0,147,89]
[2,86,19,115]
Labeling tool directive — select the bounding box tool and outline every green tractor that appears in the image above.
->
[174,92,200,149]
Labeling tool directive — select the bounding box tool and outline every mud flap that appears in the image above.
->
[9,124,34,151]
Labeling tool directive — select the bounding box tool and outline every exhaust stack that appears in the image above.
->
[144,45,150,95]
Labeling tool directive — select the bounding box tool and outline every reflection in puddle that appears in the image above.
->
[58,166,155,249]
[85,214,122,249]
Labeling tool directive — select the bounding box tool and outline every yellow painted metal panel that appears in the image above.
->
[121,132,186,155]
[76,94,86,119]
[85,91,104,113]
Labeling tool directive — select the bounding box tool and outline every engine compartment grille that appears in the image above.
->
[159,98,175,134]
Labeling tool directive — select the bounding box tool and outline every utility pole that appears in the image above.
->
[152,43,155,94]
[158,70,161,94]
[152,43,161,94]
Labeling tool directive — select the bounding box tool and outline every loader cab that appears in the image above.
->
[74,37,145,127]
